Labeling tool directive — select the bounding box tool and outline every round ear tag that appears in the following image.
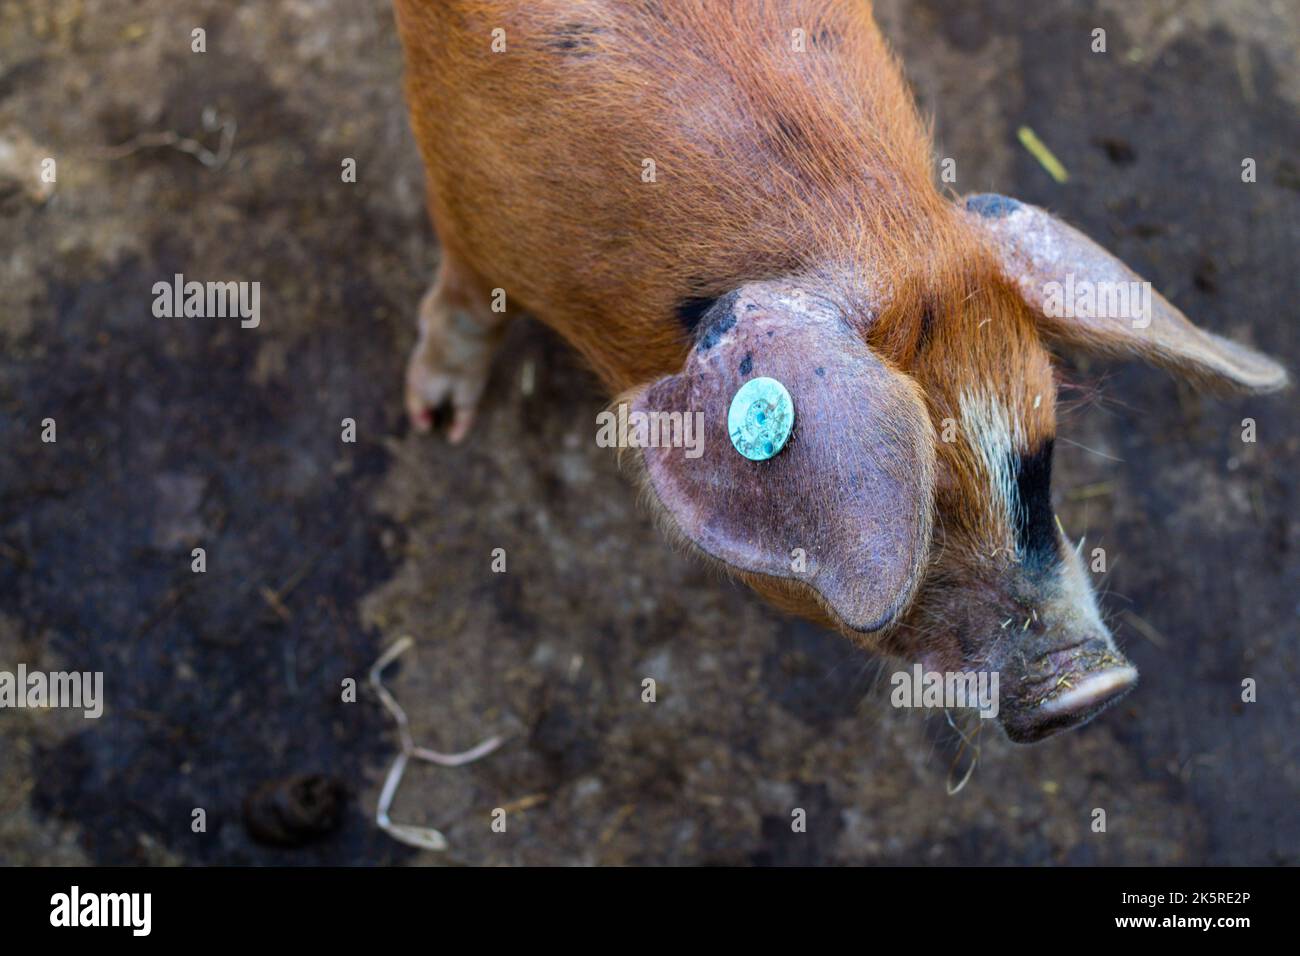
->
[728,377,794,461]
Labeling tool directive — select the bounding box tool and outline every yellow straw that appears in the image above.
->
[1017,125,1070,183]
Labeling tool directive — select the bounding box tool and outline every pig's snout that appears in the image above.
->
[996,636,1137,743]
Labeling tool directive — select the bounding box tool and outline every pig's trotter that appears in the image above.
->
[405,254,508,443]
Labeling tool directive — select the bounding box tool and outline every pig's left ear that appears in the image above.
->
[963,193,1288,393]
[625,283,936,634]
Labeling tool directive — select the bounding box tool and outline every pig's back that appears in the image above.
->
[394,0,942,388]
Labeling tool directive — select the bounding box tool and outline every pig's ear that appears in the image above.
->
[625,283,936,634]
[963,194,1288,393]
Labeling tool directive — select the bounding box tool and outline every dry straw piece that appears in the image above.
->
[1017,125,1070,184]
[369,636,504,851]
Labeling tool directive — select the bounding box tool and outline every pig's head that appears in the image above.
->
[625,194,1286,743]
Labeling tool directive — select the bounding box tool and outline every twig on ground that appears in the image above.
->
[369,636,505,851]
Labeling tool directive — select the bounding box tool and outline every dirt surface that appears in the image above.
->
[1,0,1296,866]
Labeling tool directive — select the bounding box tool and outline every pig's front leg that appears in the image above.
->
[405,251,509,442]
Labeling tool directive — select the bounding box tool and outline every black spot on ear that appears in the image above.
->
[698,313,736,352]
[739,353,753,376]
[966,194,1021,219]
[694,290,741,351]
[1015,440,1059,571]
[815,366,826,378]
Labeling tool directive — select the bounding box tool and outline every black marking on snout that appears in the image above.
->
[1015,439,1059,572]
[739,353,753,375]
[966,194,1021,219]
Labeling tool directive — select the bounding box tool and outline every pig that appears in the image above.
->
[391,1,1287,741]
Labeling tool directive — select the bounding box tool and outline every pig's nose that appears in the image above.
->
[999,641,1138,743]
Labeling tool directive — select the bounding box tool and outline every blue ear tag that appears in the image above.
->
[728,377,795,461]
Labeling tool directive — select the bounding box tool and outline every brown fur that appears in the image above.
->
[393,0,1051,627]
[393,1,1284,738]
[393,1,988,381]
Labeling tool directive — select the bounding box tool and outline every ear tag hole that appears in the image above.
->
[728,377,795,461]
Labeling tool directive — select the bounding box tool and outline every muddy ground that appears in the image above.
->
[1,0,1296,866]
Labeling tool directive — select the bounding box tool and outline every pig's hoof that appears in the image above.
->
[405,345,489,444]
[405,264,507,443]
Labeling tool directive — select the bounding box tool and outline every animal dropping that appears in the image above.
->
[392,1,1287,742]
